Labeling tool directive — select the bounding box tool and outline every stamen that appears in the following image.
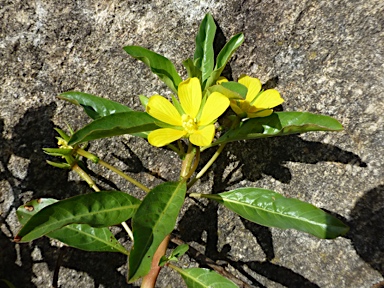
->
[181,114,198,134]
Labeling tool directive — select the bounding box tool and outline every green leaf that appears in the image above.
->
[203,188,349,239]
[207,84,244,100]
[204,33,244,89]
[173,267,238,288]
[194,13,216,83]
[220,81,248,99]
[15,191,141,242]
[209,112,343,148]
[128,181,187,282]
[182,58,202,79]
[139,95,149,109]
[124,46,182,94]
[43,148,73,157]
[68,111,159,146]
[16,198,129,254]
[59,91,132,120]
[171,243,189,259]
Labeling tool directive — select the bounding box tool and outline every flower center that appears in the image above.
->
[181,114,198,134]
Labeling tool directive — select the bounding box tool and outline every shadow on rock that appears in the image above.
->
[347,185,384,276]
[179,133,366,286]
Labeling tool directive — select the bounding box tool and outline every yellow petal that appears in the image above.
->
[252,89,284,109]
[189,125,215,147]
[247,109,273,118]
[216,76,228,84]
[238,75,262,103]
[146,95,182,126]
[199,92,230,125]
[178,78,201,118]
[148,128,186,147]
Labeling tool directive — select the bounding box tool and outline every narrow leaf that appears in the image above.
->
[209,112,343,148]
[68,111,159,146]
[204,33,244,89]
[128,181,187,282]
[15,191,141,242]
[204,188,349,239]
[59,91,132,120]
[173,267,238,288]
[16,198,129,254]
[194,13,216,82]
[124,46,182,94]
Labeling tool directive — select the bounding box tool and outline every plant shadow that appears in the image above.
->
[178,133,366,287]
[0,104,137,287]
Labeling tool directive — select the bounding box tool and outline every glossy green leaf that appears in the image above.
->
[203,188,349,239]
[68,111,159,146]
[124,46,182,94]
[182,58,202,79]
[204,33,244,89]
[15,191,141,242]
[16,198,129,254]
[207,84,244,100]
[128,181,187,282]
[220,81,248,99]
[194,13,216,82]
[209,112,343,148]
[173,267,238,288]
[59,91,132,120]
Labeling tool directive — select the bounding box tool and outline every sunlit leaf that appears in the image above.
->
[124,46,182,94]
[16,198,129,254]
[204,33,244,89]
[68,111,159,145]
[59,91,132,120]
[194,13,216,83]
[173,266,238,288]
[128,181,187,282]
[203,188,349,239]
[208,112,343,148]
[15,192,141,242]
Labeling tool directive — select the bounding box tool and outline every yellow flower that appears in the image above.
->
[146,77,229,147]
[229,75,284,118]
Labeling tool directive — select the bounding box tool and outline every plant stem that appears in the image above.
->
[187,143,227,189]
[141,235,170,288]
[170,236,252,288]
[71,162,134,242]
[76,148,151,193]
[98,159,151,193]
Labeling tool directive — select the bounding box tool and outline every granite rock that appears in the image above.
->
[1,0,383,287]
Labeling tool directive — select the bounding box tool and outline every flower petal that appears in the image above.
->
[230,100,245,116]
[189,125,215,147]
[199,92,230,125]
[252,89,284,109]
[146,95,182,126]
[216,76,228,84]
[238,75,262,102]
[178,78,201,118]
[148,128,186,147]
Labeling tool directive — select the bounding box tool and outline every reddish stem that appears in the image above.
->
[141,235,170,288]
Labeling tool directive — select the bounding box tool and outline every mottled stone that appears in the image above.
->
[1,0,383,287]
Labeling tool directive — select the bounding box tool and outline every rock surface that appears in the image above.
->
[1,0,383,287]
